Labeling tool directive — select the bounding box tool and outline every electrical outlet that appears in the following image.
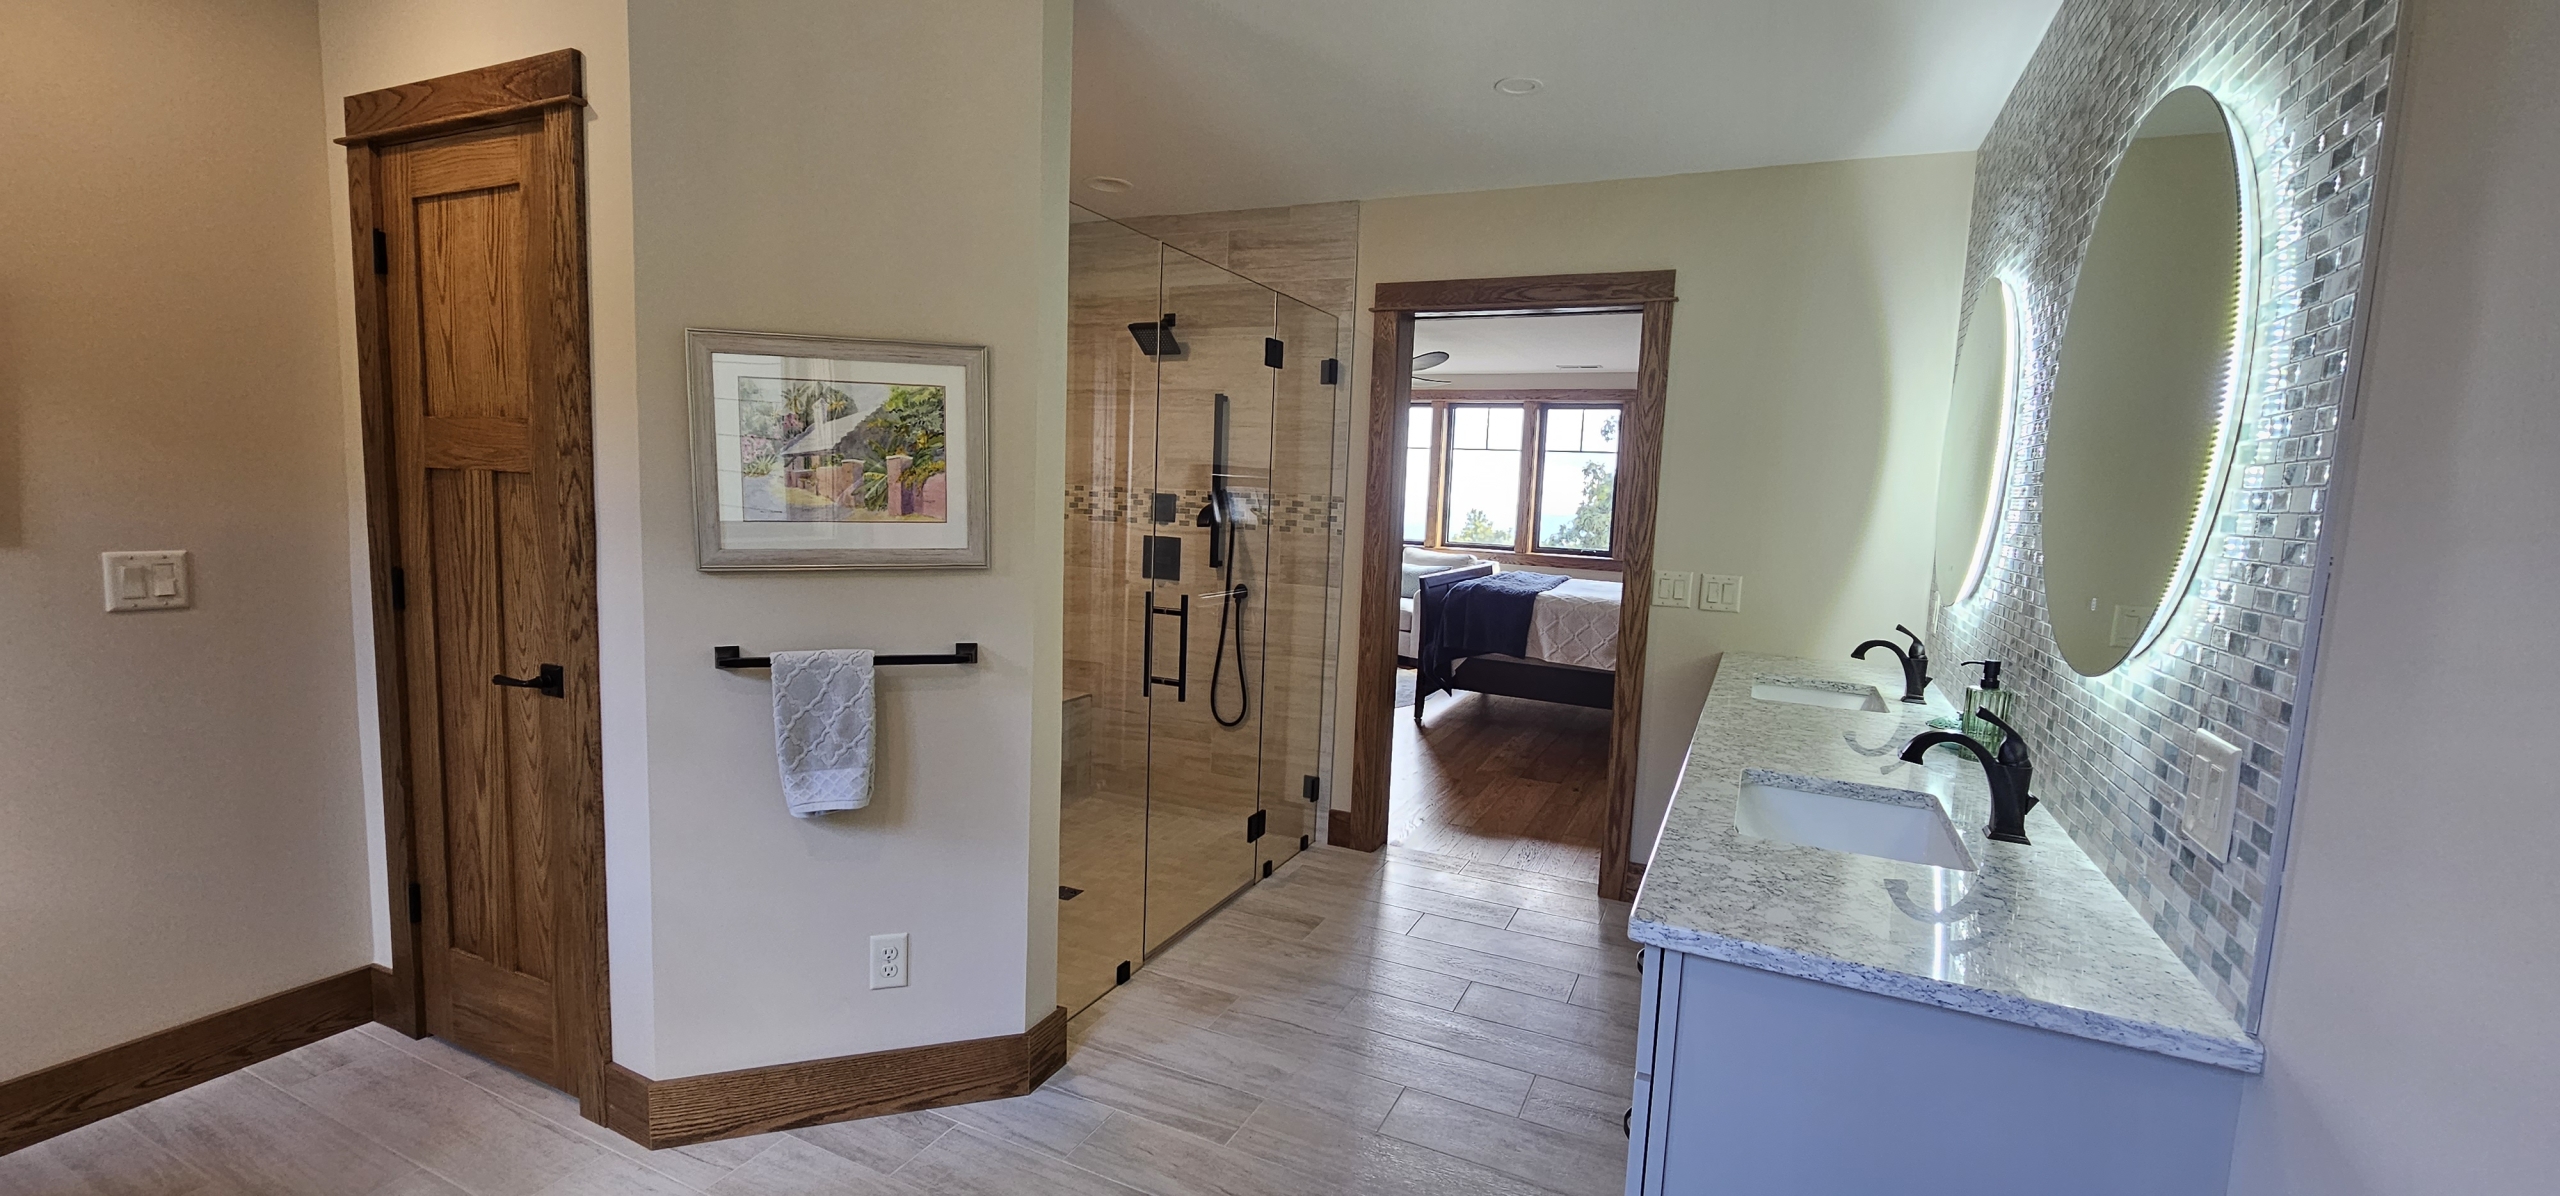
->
[869,932,909,989]
[1652,570,1695,607]
[1699,574,1743,613]
[2110,603,2155,648]
[102,551,190,612]
[2180,729,2242,862]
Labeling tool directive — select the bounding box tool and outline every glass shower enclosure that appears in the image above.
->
[1061,210,1343,1014]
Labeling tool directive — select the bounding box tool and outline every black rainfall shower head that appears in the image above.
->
[1128,313,1184,359]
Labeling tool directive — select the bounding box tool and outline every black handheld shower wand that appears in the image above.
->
[1200,393,1251,728]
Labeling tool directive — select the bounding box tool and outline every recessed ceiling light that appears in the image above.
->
[1085,176,1133,193]
[1494,77,1543,96]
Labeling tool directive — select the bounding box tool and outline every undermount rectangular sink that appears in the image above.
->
[1735,771,1976,871]
[1750,679,1891,713]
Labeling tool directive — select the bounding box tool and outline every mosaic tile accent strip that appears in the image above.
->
[1932,0,2398,1027]
[1066,484,1344,535]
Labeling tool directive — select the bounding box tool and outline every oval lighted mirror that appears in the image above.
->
[1933,277,2019,604]
[2042,85,2251,676]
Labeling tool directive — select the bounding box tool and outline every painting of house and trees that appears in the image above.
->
[734,377,948,522]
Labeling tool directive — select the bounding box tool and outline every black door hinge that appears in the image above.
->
[1264,337,1284,369]
[1300,834,1310,850]
[1320,358,1341,386]
[406,881,422,924]
[372,228,390,275]
[1115,960,1132,985]
[1302,774,1320,802]
[1262,859,1274,878]
[1246,809,1267,842]
[388,566,406,611]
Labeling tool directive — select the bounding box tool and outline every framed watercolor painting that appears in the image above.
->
[686,329,991,569]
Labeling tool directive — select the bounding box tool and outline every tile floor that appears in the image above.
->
[1,844,1637,1196]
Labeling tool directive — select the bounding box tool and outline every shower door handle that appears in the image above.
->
[1142,591,1190,702]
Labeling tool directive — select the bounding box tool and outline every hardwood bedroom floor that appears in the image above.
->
[1392,677,1614,883]
[0,845,1636,1196]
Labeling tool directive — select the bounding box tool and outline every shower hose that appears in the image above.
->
[1210,546,1251,729]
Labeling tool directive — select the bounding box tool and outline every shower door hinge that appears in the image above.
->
[1262,859,1274,878]
[1320,358,1340,386]
[1264,338,1284,369]
[406,881,422,924]
[372,228,390,275]
[1302,774,1320,802]
[1115,960,1132,985]
[1300,834,1310,850]
[1245,809,1267,842]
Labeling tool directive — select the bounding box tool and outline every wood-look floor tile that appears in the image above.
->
[1049,1043,1264,1143]
[1460,859,1601,898]
[1072,1010,1304,1096]
[1407,915,1637,979]
[527,1150,705,1196]
[245,1027,382,1088]
[1454,982,1637,1051]
[1569,971,1641,1016]
[1239,988,1633,1096]
[1068,1111,1325,1196]
[1519,1075,1631,1146]
[893,1123,1150,1196]
[1356,927,1582,1000]
[1209,1008,1532,1115]
[1380,1089,1627,1196]
[931,1085,1112,1158]
[787,1109,952,1175]
[705,1133,919,1195]
[0,1115,209,1196]
[1505,907,1638,950]
[280,1050,604,1196]
[124,1071,432,1196]
[1078,970,1240,1034]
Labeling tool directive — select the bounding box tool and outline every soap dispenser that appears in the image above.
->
[1960,660,2014,754]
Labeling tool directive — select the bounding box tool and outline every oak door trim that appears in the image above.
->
[0,968,375,1157]
[602,1008,1070,1149]
[1343,275,1674,903]
[339,51,610,1116]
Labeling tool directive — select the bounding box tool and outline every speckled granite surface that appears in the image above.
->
[1630,651,2262,1072]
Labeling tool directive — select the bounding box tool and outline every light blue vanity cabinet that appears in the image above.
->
[1624,653,2261,1195]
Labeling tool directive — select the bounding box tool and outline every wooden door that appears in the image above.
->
[372,112,598,1091]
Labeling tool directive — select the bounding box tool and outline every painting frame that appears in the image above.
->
[686,328,991,570]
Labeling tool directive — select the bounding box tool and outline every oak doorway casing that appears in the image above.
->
[340,50,609,1116]
[1341,272,1676,902]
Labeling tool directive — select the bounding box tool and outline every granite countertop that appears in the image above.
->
[1629,651,2262,1072]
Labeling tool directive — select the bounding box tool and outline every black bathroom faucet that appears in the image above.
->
[1899,708,2039,845]
[1853,624,1932,704]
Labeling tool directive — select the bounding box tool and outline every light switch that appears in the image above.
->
[1652,570,1695,608]
[102,551,190,612]
[1699,574,1744,613]
[2180,728,2242,862]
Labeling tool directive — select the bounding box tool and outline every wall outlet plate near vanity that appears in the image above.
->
[2181,728,2243,862]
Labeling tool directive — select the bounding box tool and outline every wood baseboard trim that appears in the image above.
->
[0,966,376,1157]
[604,1006,1070,1149]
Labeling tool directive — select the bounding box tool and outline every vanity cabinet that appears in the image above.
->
[1625,945,2244,1196]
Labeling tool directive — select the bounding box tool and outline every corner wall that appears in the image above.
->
[624,0,1069,1078]
[0,0,370,1079]
[1338,156,1980,859]
[2228,0,2560,1189]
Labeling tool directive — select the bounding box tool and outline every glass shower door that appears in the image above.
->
[1256,294,1339,874]
[1142,249,1274,953]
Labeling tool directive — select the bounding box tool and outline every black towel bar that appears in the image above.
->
[713,643,979,669]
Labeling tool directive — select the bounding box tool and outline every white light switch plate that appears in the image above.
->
[869,932,910,989]
[1652,570,1695,607]
[2180,728,2242,861]
[1699,574,1743,613]
[102,551,190,612]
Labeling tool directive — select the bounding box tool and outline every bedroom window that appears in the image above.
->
[1404,397,1623,562]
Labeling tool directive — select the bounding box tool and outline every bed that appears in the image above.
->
[1397,551,1621,720]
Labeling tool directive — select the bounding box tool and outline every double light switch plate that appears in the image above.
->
[2180,727,2243,861]
[102,551,190,612]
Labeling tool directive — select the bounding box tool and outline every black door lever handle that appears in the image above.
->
[492,663,566,698]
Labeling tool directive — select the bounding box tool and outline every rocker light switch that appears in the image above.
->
[2181,728,2243,862]
[1699,574,1744,613]
[102,551,190,612]
[1652,571,1695,607]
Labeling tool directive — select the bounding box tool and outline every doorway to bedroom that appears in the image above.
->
[1345,273,1675,903]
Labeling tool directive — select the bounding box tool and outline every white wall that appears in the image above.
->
[623,0,1069,1078]
[0,0,370,1079]
[1340,155,1978,855]
[2228,0,2560,1190]
[313,0,650,1054]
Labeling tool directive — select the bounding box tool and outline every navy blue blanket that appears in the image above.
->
[1418,571,1569,698]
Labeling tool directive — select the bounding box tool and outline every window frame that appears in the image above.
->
[1401,389,1630,571]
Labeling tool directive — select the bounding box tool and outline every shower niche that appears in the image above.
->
[1061,210,1345,1014]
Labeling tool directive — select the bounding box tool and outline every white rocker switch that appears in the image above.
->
[102,551,190,612]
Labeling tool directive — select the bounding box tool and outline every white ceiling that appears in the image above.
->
[1072,0,2065,217]
[1411,312,1643,378]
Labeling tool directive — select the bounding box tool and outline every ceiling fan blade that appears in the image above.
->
[1410,351,1451,370]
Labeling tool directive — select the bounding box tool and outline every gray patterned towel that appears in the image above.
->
[770,649,876,817]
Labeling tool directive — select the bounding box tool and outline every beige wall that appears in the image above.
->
[1339,154,1977,856]
[0,0,369,1078]
[624,0,1069,1077]
[2229,0,2560,1189]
